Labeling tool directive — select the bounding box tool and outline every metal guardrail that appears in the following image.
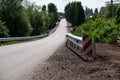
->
[66,33,96,59]
[66,33,83,47]
[0,34,48,42]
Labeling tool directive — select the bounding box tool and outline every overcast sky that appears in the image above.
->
[28,0,110,12]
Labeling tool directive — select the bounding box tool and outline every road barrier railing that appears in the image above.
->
[66,33,96,59]
[0,34,48,42]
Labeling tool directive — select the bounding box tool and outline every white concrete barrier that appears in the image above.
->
[66,33,96,59]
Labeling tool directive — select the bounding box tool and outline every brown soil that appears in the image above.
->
[29,43,120,80]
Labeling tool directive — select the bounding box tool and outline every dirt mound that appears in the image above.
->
[29,43,120,80]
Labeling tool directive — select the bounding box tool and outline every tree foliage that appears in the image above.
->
[42,5,46,11]
[92,8,99,19]
[94,8,98,14]
[48,3,57,13]
[25,2,50,36]
[0,20,9,37]
[40,11,50,30]
[48,3,58,29]
[100,7,106,17]
[0,0,59,37]
[73,18,120,43]
[64,1,85,26]
[31,12,45,35]
[85,7,93,18]
[0,0,32,37]
[101,3,119,18]
[115,5,120,24]
[48,13,56,29]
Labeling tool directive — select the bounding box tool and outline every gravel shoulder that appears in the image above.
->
[29,43,120,80]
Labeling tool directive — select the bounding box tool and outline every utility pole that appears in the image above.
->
[111,0,114,17]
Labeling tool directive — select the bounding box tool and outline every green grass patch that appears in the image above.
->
[0,41,21,46]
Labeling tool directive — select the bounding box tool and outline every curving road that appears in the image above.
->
[0,19,67,80]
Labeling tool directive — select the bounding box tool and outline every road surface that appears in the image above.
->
[0,19,67,80]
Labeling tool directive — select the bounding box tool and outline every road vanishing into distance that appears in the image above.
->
[0,19,67,80]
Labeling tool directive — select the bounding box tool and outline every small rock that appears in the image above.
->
[107,74,111,78]
[104,68,107,70]
[60,76,64,79]
[47,67,49,70]
[61,66,65,70]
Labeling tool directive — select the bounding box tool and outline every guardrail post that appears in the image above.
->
[83,35,93,56]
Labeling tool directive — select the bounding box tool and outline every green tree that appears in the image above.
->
[13,9,32,36]
[48,13,56,29]
[85,7,93,18]
[31,12,45,35]
[115,5,120,23]
[105,4,113,18]
[94,8,98,14]
[105,3,119,18]
[40,11,50,29]
[48,3,57,13]
[64,1,85,26]
[100,7,106,17]
[48,3,58,29]
[1,0,32,37]
[25,2,50,35]
[0,20,9,37]
[92,8,99,19]
[42,5,46,11]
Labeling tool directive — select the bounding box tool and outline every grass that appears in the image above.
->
[0,41,21,46]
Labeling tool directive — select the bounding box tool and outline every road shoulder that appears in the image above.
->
[28,43,120,80]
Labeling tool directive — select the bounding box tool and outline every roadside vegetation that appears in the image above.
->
[73,18,119,43]
[64,1,85,27]
[65,1,120,43]
[0,0,59,37]
[0,41,20,46]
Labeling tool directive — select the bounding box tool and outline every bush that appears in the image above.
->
[0,20,9,37]
[73,18,120,43]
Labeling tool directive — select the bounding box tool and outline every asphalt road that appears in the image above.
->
[0,19,67,80]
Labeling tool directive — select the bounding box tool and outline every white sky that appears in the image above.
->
[27,0,110,12]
